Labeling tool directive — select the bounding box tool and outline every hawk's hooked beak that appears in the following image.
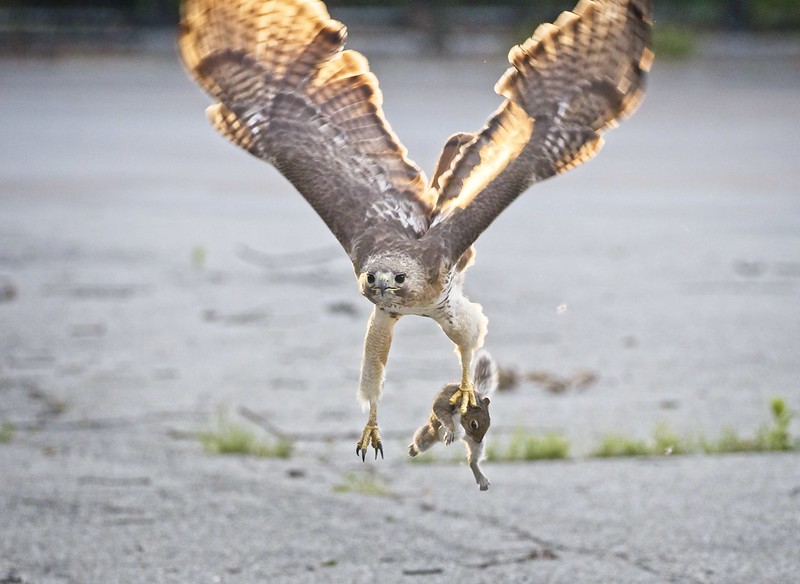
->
[367,272,397,297]
[376,273,392,297]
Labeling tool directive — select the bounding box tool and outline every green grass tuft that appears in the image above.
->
[704,397,794,454]
[596,397,796,458]
[333,471,392,497]
[653,421,694,456]
[593,434,652,458]
[0,421,15,444]
[199,411,292,458]
[407,398,796,463]
[191,245,207,270]
[761,396,793,451]
[487,429,570,461]
[702,426,757,454]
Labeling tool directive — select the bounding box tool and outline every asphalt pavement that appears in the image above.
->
[1,36,799,583]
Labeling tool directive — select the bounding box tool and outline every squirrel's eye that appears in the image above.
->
[366,273,375,284]
[394,273,406,284]
[470,420,479,430]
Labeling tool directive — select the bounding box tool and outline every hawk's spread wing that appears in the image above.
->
[179,0,432,269]
[423,0,653,266]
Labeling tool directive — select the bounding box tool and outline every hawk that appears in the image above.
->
[179,0,653,460]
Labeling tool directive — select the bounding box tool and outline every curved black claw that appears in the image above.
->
[356,442,367,461]
[356,424,382,462]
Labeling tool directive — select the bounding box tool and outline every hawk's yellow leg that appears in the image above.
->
[356,402,383,461]
[449,363,478,414]
[355,308,396,461]
[437,290,487,416]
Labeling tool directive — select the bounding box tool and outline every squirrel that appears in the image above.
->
[408,351,498,491]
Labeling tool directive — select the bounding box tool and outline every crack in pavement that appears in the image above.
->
[420,504,708,582]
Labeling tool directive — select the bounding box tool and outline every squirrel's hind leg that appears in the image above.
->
[408,423,438,457]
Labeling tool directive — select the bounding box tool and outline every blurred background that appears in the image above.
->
[1,0,800,56]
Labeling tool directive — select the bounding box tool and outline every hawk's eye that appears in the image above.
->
[366,273,375,284]
[470,420,479,430]
[394,273,406,284]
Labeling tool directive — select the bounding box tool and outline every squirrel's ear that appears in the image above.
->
[482,397,490,406]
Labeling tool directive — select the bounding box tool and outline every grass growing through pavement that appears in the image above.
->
[333,471,393,497]
[704,397,794,454]
[0,421,15,444]
[594,397,796,458]
[408,398,796,463]
[408,429,571,463]
[594,422,693,457]
[486,429,571,462]
[593,434,652,458]
[198,410,292,458]
[197,397,794,462]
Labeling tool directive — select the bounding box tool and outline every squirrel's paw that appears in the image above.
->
[478,476,490,491]
[442,430,455,445]
[408,443,419,457]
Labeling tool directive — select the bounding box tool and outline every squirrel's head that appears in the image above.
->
[460,397,491,443]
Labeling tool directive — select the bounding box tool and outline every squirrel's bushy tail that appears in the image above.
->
[473,351,498,398]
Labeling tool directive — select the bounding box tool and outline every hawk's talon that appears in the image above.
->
[448,383,477,414]
[356,423,382,462]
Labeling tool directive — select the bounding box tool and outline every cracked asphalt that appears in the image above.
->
[1,37,799,583]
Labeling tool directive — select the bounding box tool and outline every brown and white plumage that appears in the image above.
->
[179,0,432,271]
[179,0,653,460]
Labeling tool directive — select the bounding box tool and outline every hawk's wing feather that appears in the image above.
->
[428,132,476,194]
[425,0,653,266]
[179,0,432,269]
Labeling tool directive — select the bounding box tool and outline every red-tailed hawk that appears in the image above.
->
[179,0,653,460]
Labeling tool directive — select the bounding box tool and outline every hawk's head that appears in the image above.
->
[358,252,427,308]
